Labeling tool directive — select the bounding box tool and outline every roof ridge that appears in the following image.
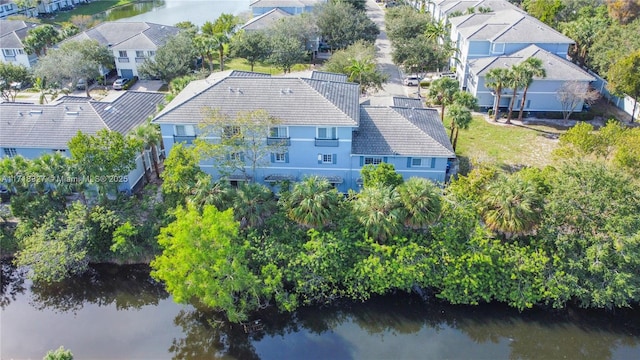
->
[301,77,358,123]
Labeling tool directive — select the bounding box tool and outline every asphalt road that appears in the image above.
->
[365,0,412,105]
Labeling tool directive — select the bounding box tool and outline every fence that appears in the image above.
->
[587,69,639,121]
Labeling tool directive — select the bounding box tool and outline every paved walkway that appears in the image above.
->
[363,0,409,105]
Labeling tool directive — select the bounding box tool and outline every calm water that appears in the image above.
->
[1,262,639,359]
[106,0,252,26]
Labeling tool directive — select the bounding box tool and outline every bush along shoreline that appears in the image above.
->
[2,122,639,322]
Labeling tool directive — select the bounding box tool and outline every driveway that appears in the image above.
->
[364,0,410,105]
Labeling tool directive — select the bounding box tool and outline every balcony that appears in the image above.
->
[117,57,130,63]
[173,135,197,144]
[267,137,291,146]
[315,138,339,147]
[135,57,146,63]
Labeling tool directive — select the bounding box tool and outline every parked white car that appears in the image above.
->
[403,75,422,86]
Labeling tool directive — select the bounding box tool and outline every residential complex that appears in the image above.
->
[152,70,455,192]
[0,19,40,68]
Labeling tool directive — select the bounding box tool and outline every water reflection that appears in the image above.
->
[29,263,169,313]
[0,260,26,309]
[1,261,639,359]
[100,1,165,22]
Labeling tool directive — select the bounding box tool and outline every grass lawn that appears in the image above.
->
[454,115,564,171]
[224,58,312,75]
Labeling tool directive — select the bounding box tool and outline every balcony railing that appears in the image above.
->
[135,57,146,63]
[315,138,339,147]
[173,135,197,144]
[117,57,130,63]
[267,137,291,146]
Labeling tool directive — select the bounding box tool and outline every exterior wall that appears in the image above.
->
[159,122,452,192]
[252,6,303,16]
[472,75,591,113]
[113,49,155,78]
[0,146,152,192]
[1,47,35,68]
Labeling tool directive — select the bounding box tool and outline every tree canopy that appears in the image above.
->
[138,32,197,83]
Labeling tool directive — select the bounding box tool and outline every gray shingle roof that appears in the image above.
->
[353,106,455,157]
[153,73,360,127]
[242,8,292,31]
[0,20,40,49]
[0,91,164,149]
[393,97,424,109]
[453,9,573,45]
[65,22,179,50]
[469,44,595,81]
[310,71,348,83]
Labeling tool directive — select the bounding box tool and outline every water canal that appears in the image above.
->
[1,262,639,359]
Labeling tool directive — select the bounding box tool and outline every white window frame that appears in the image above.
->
[317,126,337,139]
[364,157,382,165]
[321,154,333,164]
[3,49,15,57]
[135,50,145,58]
[147,50,156,57]
[274,152,287,162]
[175,125,195,136]
[412,158,424,167]
[270,126,288,138]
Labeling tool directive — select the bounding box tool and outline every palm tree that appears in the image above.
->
[346,58,374,93]
[232,182,276,229]
[188,174,232,210]
[203,14,239,71]
[397,178,442,229]
[193,34,218,72]
[517,58,546,121]
[481,175,543,238]
[280,176,342,229]
[428,77,459,122]
[133,121,163,178]
[485,67,510,121]
[505,63,527,124]
[352,186,403,243]
[424,19,449,43]
[447,103,473,151]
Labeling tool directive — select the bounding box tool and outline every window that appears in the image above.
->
[118,50,127,58]
[53,149,66,153]
[17,49,24,55]
[3,148,17,157]
[317,127,337,139]
[147,50,156,57]
[364,157,382,165]
[409,157,436,168]
[175,125,195,136]
[229,152,243,161]
[318,153,336,164]
[3,49,15,57]
[269,126,288,138]
[274,152,287,162]
[223,125,241,139]
[135,50,145,58]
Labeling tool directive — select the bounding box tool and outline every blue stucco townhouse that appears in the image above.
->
[152,70,456,192]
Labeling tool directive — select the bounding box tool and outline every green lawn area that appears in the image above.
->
[454,115,564,170]
[224,58,312,75]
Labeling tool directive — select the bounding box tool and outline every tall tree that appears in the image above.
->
[481,174,543,238]
[151,204,263,322]
[323,40,388,92]
[447,103,473,151]
[428,77,459,122]
[138,32,197,83]
[523,0,565,25]
[607,49,640,122]
[268,34,307,73]
[202,14,240,71]
[161,143,205,208]
[397,177,442,229]
[68,129,140,196]
[352,186,403,243]
[34,39,113,97]
[315,1,379,50]
[505,63,527,123]
[130,121,162,183]
[195,109,288,179]
[0,62,30,102]
[23,24,59,57]
[232,183,277,229]
[193,34,218,71]
[485,67,510,121]
[280,176,342,229]
[229,30,271,71]
[517,57,547,121]
[606,0,640,24]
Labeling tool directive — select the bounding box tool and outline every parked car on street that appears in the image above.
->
[113,78,130,90]
[403,75,422,86]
